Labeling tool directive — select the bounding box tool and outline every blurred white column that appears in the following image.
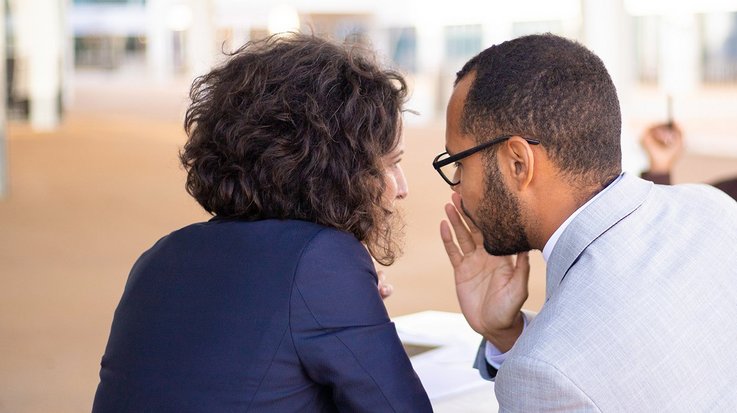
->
[146,0,174,83]
[580,0,641,173]
[186,0,216,79]
[62,0,75,112]
[581,0,634,104]
[1,0,7,198]
[482,17,513,50]
[230,26,251,50]
[14,0,64,131]
[147,0,217,82]
[658,13,700,96]
[414,23,443,122]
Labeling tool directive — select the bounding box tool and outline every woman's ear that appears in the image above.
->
[501,136,535,191]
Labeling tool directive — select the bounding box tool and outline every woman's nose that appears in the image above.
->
[396,167,408,200]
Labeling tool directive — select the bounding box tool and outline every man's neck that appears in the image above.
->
[536,173,623,255]
[532,176,618,250]
[534,190,583,250]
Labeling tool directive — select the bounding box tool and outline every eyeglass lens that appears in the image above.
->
[437,154,460,184]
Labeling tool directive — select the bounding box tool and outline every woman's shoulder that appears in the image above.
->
[202,218,362,248]
[290,227,384,329]
[202,217,344,233]
[134,219,354,266]
[167,218,348,242]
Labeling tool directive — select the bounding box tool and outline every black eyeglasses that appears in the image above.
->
[432,135,540,186]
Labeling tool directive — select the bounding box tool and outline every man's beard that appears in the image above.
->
[464,160,532,256]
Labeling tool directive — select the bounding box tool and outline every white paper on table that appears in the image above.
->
[393,311,491,401]
[394,310,480,346]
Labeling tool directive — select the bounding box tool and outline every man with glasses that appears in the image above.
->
[436,33,737,411]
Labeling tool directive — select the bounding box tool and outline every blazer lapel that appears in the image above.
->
[545,173,653,299]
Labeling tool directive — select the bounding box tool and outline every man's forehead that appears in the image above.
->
[445,74,475,152]
[449,74,474,113]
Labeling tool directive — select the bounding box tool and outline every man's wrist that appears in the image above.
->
[482,312,525,353]
[483,311,529,369]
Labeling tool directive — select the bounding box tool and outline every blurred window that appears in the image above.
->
[74,36,145,70]
[305,13,370,46]
[388,27,417,73]
[444,25,482,63]
[634,16,660,84]
[336,21,368,45]
[511,20,564,38]
[249,28,269,43]
[73,0,145,4]
[701,12,737,83]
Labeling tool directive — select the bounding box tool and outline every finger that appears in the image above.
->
[657,129,672,146]
[380,283,393,300]
[450,194,471,228]
[445,202,476,255]
[511,252,531,295]
[664,127,681,146]
[451,192,485,246]
[376,270,393,299]
[669,123,684,145]
[651,125,672,146]
[440,220,464,268]
[641,125,658,145]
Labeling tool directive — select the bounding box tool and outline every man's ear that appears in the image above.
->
[501,136,535,190]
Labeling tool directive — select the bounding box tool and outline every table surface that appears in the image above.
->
[393,311,499,412]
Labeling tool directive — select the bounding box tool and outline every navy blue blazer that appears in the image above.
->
[92,218,431,412]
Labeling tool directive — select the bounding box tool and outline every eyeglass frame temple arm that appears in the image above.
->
[432,136,541,169]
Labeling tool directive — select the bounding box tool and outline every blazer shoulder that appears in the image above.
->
[291,226,386,329]
[496,353,601,412]
[648,182,737,225]
[172,219,332,250]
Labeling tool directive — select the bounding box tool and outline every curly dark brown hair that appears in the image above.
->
[180,33,409,265]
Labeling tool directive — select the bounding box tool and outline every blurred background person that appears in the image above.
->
[641,123,737,200]
[91,34,431,412]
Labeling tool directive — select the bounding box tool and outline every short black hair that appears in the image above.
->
[181,33,408,265]
[456,33,622,188]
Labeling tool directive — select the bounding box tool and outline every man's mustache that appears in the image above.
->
[460,200,482,229]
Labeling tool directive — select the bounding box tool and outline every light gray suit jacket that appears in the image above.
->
[475,173,737,412]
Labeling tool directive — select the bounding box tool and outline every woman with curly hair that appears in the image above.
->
[92,33,432,412]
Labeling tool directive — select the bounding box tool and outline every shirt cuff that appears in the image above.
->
[484,312,529,369]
